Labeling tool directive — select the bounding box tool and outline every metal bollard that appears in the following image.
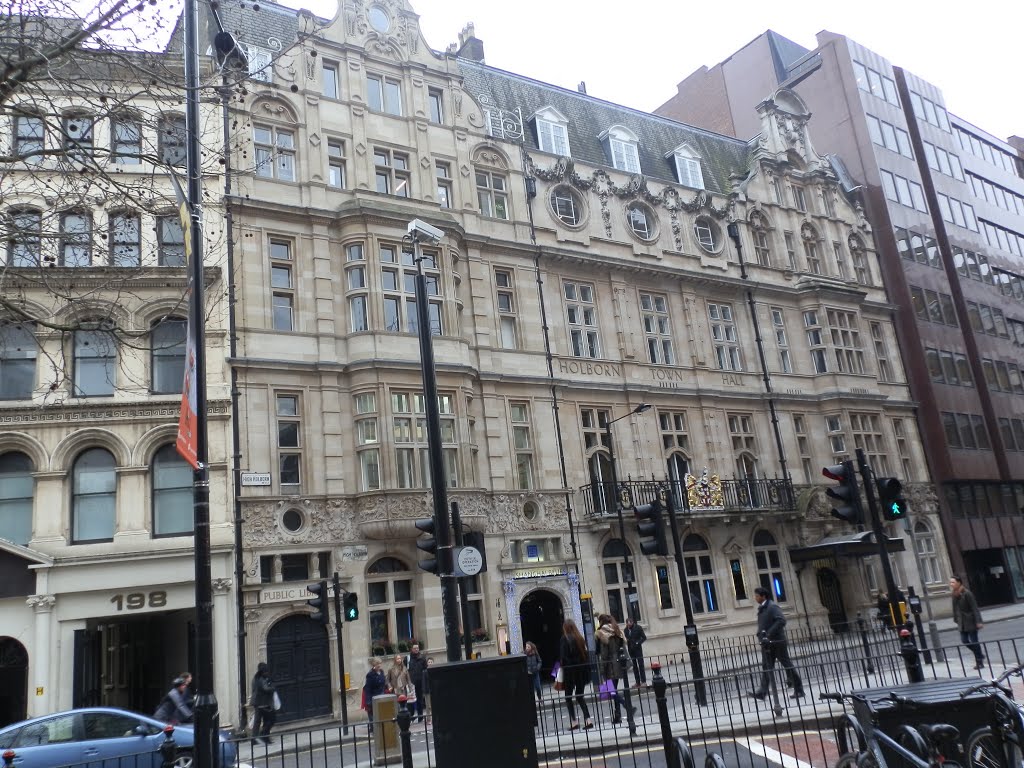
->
[652,663,679,768]
[396,695,413,768]
[856,614,875,674]
[899,627,924,683]
[159,726,178,768]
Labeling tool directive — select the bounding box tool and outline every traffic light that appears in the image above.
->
[876,477,908,522]
[415,517,440,575]
[634,499,669,557]
[306,580,329,626]
[822,461,864,526]
[343,592,359,622]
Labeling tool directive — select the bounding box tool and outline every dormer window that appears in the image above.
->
[600,125,640,174]
[667,143,705,189]
[532,106,570,157]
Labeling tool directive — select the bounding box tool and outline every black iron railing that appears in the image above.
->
[578,477,796,518]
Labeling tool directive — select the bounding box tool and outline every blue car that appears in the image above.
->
[0,707,238,768]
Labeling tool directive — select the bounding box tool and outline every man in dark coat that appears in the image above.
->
[154,678,193,724]
[624,618,647,686]
[951,575,985,669]
[250,662,278,744]
[407,644,428,722]
[750,586,804,700]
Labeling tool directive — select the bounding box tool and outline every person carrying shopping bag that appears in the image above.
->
[596,614,636,725]
[558,619,593,731]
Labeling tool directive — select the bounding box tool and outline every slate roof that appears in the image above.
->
[457,60,751,196]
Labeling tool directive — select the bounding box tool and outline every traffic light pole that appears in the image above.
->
[450,502,474,661]
[855,448,918,677]
[410,233,461,663]
[331,573,349,733]
[664,485,707,706]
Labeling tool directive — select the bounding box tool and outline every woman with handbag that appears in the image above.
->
[596,614,636,725]
[386,654,414,703]
[558,619,593,731]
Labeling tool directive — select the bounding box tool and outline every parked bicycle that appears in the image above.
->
[821,689,962,768]
[958,662,1024,768]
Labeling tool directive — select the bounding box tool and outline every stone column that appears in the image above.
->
[212,576,236,725]
[26,594,56,716]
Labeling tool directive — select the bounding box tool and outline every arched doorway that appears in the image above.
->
[0,637,29,728]
[518,589,564,677]
[816,568,848,631]
[265,615,332,723]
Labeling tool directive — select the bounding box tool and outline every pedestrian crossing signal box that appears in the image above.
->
[684,624,699,649]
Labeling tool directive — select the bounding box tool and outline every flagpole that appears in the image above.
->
[181,0,219,763]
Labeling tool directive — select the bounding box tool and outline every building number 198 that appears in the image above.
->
[110,591,168,611]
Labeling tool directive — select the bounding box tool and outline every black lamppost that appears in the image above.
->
[604,403,651,622]
[405,219,462,663]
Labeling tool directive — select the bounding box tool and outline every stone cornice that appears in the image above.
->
[0,398,231,426]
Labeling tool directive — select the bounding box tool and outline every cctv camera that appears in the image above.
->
[407,219,444,243]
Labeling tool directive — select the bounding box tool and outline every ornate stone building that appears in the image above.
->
[220,0,949,724]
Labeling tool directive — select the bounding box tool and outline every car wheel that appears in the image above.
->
[173,749,194,768]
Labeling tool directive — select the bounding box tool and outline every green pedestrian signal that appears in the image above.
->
[343,591,359,621]
[885,498,908,521]
[876,477,907,522]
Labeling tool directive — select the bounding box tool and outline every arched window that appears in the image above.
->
[152,444,192,537]
[367,557,415,652]
[682,534,718,613]
[151,318,186,394]
[667,453,688,510]
[7,208,41,267]
[0,321,37,400]
[0,452,34,545]
[588,451,613,514]
[601,539,637,623]
[72,448,116,543]
[753,530,787,602]
[60,210,92,267]
[914,521,941,584]
[73,326,116,396]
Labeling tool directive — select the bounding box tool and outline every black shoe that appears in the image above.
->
[611,716,622,725]
[791,691,805,700]
[263,737,273,744]
[749,690,767,701]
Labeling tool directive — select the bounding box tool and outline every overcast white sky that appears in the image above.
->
[281,0,1022,143]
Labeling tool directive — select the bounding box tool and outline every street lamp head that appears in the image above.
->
[633,403,652,414]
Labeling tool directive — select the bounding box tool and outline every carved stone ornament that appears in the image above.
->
[26,594,56,611]
[212,578,233,594]
[528,156,731,220]
[685,468,725,510]
[244,499,357,547]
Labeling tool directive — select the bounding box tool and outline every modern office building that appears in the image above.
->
[657,30,1024,605]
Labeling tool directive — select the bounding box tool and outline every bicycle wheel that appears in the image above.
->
[706,752,728,768]
[965,727,1013,768]
[895,725,930,761]
[835,752,861,768]
[675,737,696,768]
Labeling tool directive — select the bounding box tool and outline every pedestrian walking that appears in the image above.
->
[595,614,636,725]
[524,641,543,701]
[423,658,434,723]
[154,677,193,724]
[250,662,278,744]
[386,653,413,702]
[951,575,985,669]
[558,618,593,731]
[178,672,195,710]
[407,643,428,722]
[624,618,647,686]
[749,586,804,701]
[363,657,387,733]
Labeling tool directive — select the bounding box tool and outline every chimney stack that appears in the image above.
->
[456,22,485,62]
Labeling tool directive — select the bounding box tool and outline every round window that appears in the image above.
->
[282,508,304,533]
[627,202,657,241]
[693,216,721,253]
[523,501,539,522]
[368,6,390,33]
[550,185,585,227]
